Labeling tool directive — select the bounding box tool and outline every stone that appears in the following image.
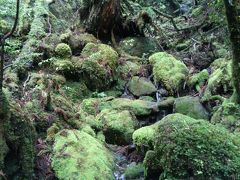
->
[52,130,115,180]
[174,96,209,119]
[128,76,157,96]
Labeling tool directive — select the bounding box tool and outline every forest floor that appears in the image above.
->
[0,0,238,180]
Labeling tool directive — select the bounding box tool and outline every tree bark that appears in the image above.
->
[224,0,240,104]
[0,0,20,118]
[80,0,151,40]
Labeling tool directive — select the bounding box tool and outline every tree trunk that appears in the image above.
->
[224,0,240,104]
[80,0,150,40]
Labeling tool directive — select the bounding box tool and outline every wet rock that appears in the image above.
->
[96,109,138,145]
[174,96,209,119]
[149,52,188,94]
[52,130,115,180]
[128,76,157,97]
[119,37,160,57]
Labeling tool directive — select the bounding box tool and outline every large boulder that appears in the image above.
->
[128,76,157,96]
[144,113,240,179]
[52,130,115,180]
[149,52,188,94]
[174,96,209,119]
[119,37,160,57]
[96,109,138,145]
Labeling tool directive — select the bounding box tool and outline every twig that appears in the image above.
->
[152,8,180,32]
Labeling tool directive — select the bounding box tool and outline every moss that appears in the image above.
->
[4,101,37,179]
[189,69,209,92]
[96,109,138,145]
[119,37,159,57]
[76,43,118,90]
[52,130,115,180]
[116,61,142,80]
[25,72,66,91]
[50,58,74,74]
[143,150,161,179]
[68,32,100,53]
[3,69,19,93]
[144,113,240,179]
[14,0,49,73]
[80,97,114,116]
[62,81,90,102]
[41,33,61,58]
[55,43,72,58]
[99,98,159,116]
[174,96,209,119]
[149,52,188,94]
[80,124,96,137]
[124,163,144,180]
[0,19,10,35]
[202,59,232,101]
[139,96,155,102]
[128,76,157,96]
[46,123,60,142]
[0,92,9,170]
[211,101,240,132]
[132,121,160,151]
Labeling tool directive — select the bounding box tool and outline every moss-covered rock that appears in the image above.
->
[96,109,138,145]
[4,101,37,179]
[80,97,115,116]
[149,52,188,94]
[128,76,157,97]
[55,43,72,58]
[132,121,160,151]
[188,69,209,92]
[202,58,232,101]
[174,96,209,119]
[124,163,144,180]
[74,43,118,90]
[144,113,240,179]
[100,98,159,116]
[51,58,74,74]
[51,130,115,180]
[116,61,142,80]
[66,32,100,54]
[211,101,240,132]
[119,37,160,57]
[62,81,90,102]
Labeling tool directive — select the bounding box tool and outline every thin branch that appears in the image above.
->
[152,8,180,32]
[1,0,20,43]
